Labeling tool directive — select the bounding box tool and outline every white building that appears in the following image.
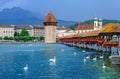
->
[0,25,14,38]
[33,26,45,37]
[57,27,76,37]
[94,18,102,30]
[76,18,103,33]
[14,25,34,36]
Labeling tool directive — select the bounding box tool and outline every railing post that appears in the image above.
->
[118,35,120,55]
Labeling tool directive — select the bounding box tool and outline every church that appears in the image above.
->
[76,18,103,33]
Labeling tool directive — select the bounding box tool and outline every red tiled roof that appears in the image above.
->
[33,27,44,29]
[76,24,94,30]
[44,11,57,23]
[14,26,33,30]
[0,25,14,28]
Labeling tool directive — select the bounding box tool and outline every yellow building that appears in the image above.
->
[44,11,57,43]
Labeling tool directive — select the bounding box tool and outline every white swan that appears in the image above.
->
[74,52,77,55]
[102,63,106,69]
[24,64,28,71]
[49,56,56,63]
[82,50,86,52]
[86,55,90,59]
[109,56,112,59]
[84,58,86,63]
[100,55,104,59]
[93,57,97,61]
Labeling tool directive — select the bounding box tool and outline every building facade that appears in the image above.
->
[57,27,75,37]
[94,18,102,30]
[14,25,34,36]
[33,27,45,37]
[44,11,57,43]
[0,25,14,38]
[76,18,103,33]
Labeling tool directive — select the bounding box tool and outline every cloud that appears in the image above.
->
[0,0,27,10]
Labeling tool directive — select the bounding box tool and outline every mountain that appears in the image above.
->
[0,7,76,26]
[81,19,120,25]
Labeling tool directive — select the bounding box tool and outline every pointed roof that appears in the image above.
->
[44,11,57,23]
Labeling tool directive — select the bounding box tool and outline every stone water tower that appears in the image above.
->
[43,11,57,43]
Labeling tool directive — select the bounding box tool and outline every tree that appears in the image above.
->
[0,37,2,40]
[14,36,19,41]
[9,37,14,40]
[4,36,9,40]
[37,36,45,41]
[40,36,45,40]
[20,29,29,36]
[4,36,14,40]
[14,32,20,37]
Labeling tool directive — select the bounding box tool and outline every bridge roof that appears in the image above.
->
[100,23,120,33]
[59,30,100,39]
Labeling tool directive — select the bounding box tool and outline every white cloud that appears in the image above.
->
[0,0,28,10]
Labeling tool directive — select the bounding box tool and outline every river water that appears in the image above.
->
[0,43,119,79]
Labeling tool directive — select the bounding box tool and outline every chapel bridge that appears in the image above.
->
[57,23,120,64]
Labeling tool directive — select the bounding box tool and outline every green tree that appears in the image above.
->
[39,36,45,40]
[14,36,19,41]
[20,29,29,36]
[4,36,9,40]
[0,37,2,40]
[14,32,20,37]
[9,37,14,40]
[37,36,45,41]
[4,36,14,40]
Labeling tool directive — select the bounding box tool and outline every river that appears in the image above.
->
[0,43,119,79]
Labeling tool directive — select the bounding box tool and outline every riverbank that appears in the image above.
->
[0,40,44,44]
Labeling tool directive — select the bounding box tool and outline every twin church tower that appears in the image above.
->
[94,18,102,30]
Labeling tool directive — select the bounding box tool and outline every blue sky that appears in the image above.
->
[0,0,120,21]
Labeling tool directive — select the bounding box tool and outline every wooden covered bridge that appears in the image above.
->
[57,23,120,64]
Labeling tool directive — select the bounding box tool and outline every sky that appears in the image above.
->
[0,0,120,21]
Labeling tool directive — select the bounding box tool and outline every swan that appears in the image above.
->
[102,63,106,69]
[82,50,86,52]
[49,56,56,63]
[74,52,77,55]
[100,55,104,59]
[93,57,97,61]
[84,58,86,62]
[109,56,112,59]
[24,64,28,71]
[86,55,90,59]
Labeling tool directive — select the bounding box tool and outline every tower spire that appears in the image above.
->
[44,11,57,26]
